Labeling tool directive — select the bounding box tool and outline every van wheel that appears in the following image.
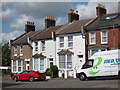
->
[29,76,34,82]
[79,73,86,81]
[14,77,18,82]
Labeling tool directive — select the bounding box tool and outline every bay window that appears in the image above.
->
[33,58,45,71]
[12,60,23,73]
[59,54,72,69]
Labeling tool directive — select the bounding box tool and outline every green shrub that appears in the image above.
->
[46,70,52,76]
[50,65,58,78]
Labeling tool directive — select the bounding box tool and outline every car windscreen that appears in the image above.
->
[82,59,94,69]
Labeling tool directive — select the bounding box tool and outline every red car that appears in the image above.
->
[11,70,46,82]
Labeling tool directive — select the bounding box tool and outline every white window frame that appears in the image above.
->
[89,32,96,45]
[20,46,23,56]
[68,36,73,48]
[12,60,23,73]
[14,47,17,56]
[59,54,72,69]
[41,41,45,52]
[40,58,44,71]
[33,58,45,71]
[59,37,64,48]
[101,30,108,44]
[34,42,38,53]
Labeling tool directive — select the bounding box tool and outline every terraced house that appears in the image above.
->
[10,21,41,73]
[84,4,120,58]
[55,9,91,78]
[30,16,63,72]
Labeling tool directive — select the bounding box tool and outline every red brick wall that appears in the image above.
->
[87,28,119,49]
[86,28,120,59]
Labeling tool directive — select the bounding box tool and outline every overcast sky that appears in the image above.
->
[1,0,119,44]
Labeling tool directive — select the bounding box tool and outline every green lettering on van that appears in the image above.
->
[88,57,102,75]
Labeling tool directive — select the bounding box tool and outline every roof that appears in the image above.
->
[31,25,63,41]
[56,19,92,35]
[32,53,46,58]
[11,30,42,45]
[11,56,24,60]
[57,49,73,54]
[85,12,120,31]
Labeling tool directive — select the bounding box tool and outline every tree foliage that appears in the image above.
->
[2,43,11,66]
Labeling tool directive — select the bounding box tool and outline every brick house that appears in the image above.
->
[84,4,120,58]
[10,21,41,73]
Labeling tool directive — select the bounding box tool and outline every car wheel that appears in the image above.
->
[29,76,34,82]
[79,73,86,81]
[14,77,18,82]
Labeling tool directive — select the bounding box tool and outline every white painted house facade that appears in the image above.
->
[30,25,63,72]
[55,20,91,78]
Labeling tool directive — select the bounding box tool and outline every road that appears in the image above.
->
[1,77,120,89]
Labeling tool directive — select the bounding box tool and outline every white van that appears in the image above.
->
[76,49,120,81]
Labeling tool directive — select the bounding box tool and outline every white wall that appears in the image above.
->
[32,39,56,72]
[56,33,86,78]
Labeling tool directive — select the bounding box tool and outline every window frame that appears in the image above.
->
[89,32,96,45]
[34,42,38,53]
[14,46,17,56]
[68,36,73,48]
[33,58,45,71]
[20,46,23,56]
[59,37,64,48]
[41,41,45,52]
[12,60,23,73]
[59,54,72,69]
[101,30,108,44]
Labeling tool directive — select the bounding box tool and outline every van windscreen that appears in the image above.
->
[82,59,94,69]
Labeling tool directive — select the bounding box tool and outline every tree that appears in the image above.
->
[2,43,11,66]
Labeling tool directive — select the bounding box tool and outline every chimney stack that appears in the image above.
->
[96,4,107,17]
[45,16,55,29]
[25,21,35,33]
[68,9,79,23]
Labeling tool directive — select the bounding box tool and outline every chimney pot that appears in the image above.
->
[25,21,35,33]
[96,4,106,17]
[45,16,55,29]
[68,9,79,23]
[76,11,78,14]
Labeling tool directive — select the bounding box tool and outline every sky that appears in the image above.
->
[1,0,120,44]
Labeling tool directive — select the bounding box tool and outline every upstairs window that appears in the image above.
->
[20,46,23,55]
[59,37,64,48]
[14,47,17,55]
[35,42,38,53]
[68,36,73,48]
[101,30,108,44]
[90,32,96,44]
[41,41,45,51]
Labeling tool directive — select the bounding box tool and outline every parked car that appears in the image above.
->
[11,70,46,82]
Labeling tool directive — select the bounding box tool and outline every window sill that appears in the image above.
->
[14,54,17,56]
[89,43,96,45]
[67,47,73,49]
[20,54,23,56]
[101,42,108,44]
